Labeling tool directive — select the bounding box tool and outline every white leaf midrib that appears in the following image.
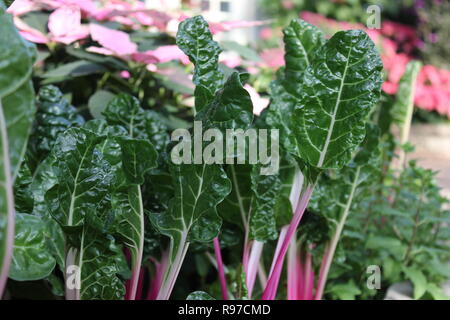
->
[317,42,354,168]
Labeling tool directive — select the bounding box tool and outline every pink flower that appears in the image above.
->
[415,65,450,117]
[88,23,137,57]
[48,5,89,44]
[220,53,242,69]
[383,53,409,85]
[120,70,131,79]
[259,48,285,70]
[131,45,189,66]
[260,27,273,40]
[14,5,88,45]
[144,45,189,64]
[382,81,398,95]
[14,17,49,44]
[7,0,37,16]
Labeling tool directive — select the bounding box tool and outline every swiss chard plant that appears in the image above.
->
[1,1,449,300]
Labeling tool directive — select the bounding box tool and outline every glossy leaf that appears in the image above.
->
[116,137,158,185]
[14,162,33,213]
[78,228,126,300]
[151,162,230,254]
[196,72,253,132]
[150,161,231,299]
[266,19,324,154]
[9,213,56,281]
[176,16,223,98]
[249,165,280,241]
[103,94,169,153]
[0,5,36,296]
[293,30,383,169]
[186,291,215,300]
[44,128,111,229]
[29,85,84,165]
[283,19,325,96]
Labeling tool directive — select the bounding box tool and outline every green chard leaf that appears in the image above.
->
[102,94,169,154]
[77,228,126,300]
[100,95,159,299]
[44,128,111,229]
[176,15,224,109]
[218,164,280,242]
[249,165,281,241]
[151,162,231,252]
[10,213,56,281]
[283,19,325,96]
[150,161,231,298]
[266,19,324,154]
[293,29,383,169]
[13,162,34,213]
[390,61,422,126]
[196,72,254,132]
[0,6,36,295]
[186,291,216,300]
[28,85,84,168]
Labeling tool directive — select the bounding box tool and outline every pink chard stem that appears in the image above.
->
[147,251,169,300]
[262,186,315,300]
[246,240,264,298]
[0,103,15,299]
[213,237,228,300]
[287,234,299,300]
[303,250,314,300]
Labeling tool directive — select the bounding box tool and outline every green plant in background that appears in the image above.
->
[416,0,450,70]
[259,0,412,24]
[321,56,450,300]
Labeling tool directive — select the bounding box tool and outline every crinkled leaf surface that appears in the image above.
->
[266,19,324,154]
[28,85,84,167]
[293,30,383,169]
[151,162,231,260]
[116,137,157,185]
[78,228,126,300]
[44,128,111,229]
[196,72,253,132]
[176,16,223,105]
[102,94,168,153]
[283,19,325,97]
[186,291,215,300]
[218,164,280,242]
[249,165,280,241]
[10,213,56,281]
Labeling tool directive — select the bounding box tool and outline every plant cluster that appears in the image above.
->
[0,0,449,300]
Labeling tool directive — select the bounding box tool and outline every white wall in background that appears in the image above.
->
[190,0,260,45]
[145,0,182,10]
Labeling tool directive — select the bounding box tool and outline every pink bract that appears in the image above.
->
[89,23,138,56]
